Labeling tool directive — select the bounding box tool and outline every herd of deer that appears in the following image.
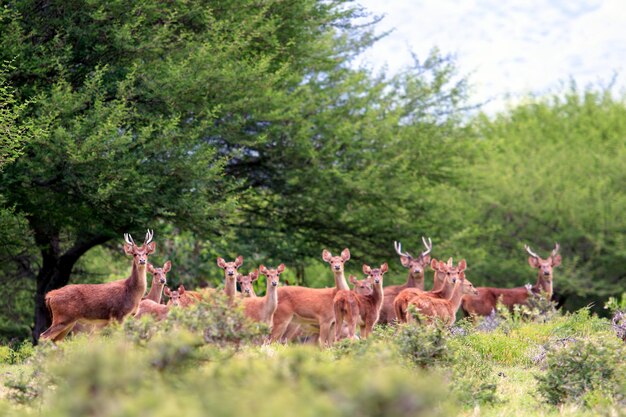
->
[39,230,562,346]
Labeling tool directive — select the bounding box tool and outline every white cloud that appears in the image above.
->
[355,0,626,112]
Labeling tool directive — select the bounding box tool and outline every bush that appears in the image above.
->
[448,347,498,406]
[395,322,450,368]
[535,336,626,406]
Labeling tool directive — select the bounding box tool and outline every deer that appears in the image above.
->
[40,230,155,342]
[241,265,282,325]
[270,248,351,346]
[378,238,432,324]
[334,263,387,341]
[134,261,171,320]
[393,258,458,323]
[164,284,201,307]
[217,255,244,303]
[407,265,478,325]
[237,270,259,297]
[461,243,562,317]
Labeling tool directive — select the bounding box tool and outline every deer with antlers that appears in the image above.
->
[461,243,562,316]
[40,230,155,342]
[270,249,351,346]
[377,238,432,324]
[394,258,457,323]
[241,265,282,325]
[135,261,171,320]
[406,260,478,325]
[333,263,387,341]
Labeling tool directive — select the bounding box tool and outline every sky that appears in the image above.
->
[354,0,626,113]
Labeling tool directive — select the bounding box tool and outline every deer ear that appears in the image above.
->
[123,243,134,256]
[277,264,285,274]
[259,265,267,275]
[380,263,388,273]
[164,287,172,296]
[528,257,540,268]
[458,259,467,272]
[322,250,332,262]
[163,261,172,273]
[430,258,438,270]
[349,275,358,285]
[551,255,562,267]
[341,248,351,261]
[178,284,185,294]
[400,256,411,268]
[235,255,244,267]
[446,257,453,267]
[147,263,155,273]
[459,271,466,280]
[145,241,156,254]
[362,264,371,275]
[236,274,243,283]
[438,261,446,270]
[251,269,259,280]
[422,255,431,264]
[217,257,226,268]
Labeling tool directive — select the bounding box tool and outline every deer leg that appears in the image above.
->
[40,321,74,342]
[319,319,334,347]
[334,306,344,342]
[270,314,293,343]
[53,322,77,342]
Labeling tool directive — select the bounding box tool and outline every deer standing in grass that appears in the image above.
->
[241,265,283,325]
[237,270,259,298]
[271,249,351,346]
[394,258,456,323]
[334,263,387,341]
[217,256,244,303]
[461,243,561,316]
[378,238,432,324]
[40,230,155,342]
[135,261,171,320]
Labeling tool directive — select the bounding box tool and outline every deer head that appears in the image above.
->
[458,271,479,296]
[430,258,449,289]
[259,264,285,287]
[525,243,561,296]
[362,263,388,284]
[394,237,432,276]
[444,258,467,284]
[123,230,156,266]
[164,286,182,306]
[349,275,373,296]
[147,260,171,285]
[237,269,259,296]
[217,256,244,279]
[322,248,350,273]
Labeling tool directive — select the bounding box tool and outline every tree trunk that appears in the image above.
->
[31,228,111,343]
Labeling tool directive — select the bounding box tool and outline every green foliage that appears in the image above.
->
[448,347,499,406]
[535,336,626,406]
[395,322,450,368]
[604,293,626,314]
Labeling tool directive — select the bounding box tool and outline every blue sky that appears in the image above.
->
[355,0,626,112]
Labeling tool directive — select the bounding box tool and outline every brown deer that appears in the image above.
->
[461,243,562,316]
[40,230,156,342]
[378,238,432,324]
[408,267,478,325]
[237,270,259,298]
[134,261,172,320]
[270,248,351,346]
[217,256,244,302]
[393,258,458,323]
[164,284,201,307]
[241,265,283,325]
[334,263,387,341]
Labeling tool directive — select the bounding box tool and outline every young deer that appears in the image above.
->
[271,248,351,346]
[217,256,244,302]
[237,270,259,298]
[378,238,432,324]
[242,265,283,325]
[393,258,457,323]
[461,243,562,316]
[408,266,478,325]
[134,261,172,320]
[334,263,387,341]
[165,284,201,307]
[40,230,156,342]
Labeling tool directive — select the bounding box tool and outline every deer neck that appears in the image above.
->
[264,284,279,315]
[438,279,455,299]
[224,274,237,300]
[447,282,465,313]
[431,273,446,292]
[406,271,425,290]
[128,262,148,297]
[533,271,553,298]
[333,270,350,291]
[145,279,164,303]
[371,281,384,308]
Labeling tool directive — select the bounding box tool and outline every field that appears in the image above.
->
[1,297,624,417]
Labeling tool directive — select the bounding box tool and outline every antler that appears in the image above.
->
[124,233,136,246]
[420,236,433,257]
[524,244,540,259]
[144,229,154,245]
[394,241,413,259]
[551,242,560,257]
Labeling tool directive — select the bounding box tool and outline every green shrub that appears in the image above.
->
[535,336,625,406]
[448,347,498,406]
[395,322,450,368]
[0,340,35,365]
